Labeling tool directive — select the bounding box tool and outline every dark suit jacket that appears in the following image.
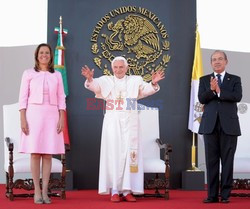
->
[198,72,242,136]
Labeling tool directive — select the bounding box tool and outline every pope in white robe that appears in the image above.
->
[81,56,165,202]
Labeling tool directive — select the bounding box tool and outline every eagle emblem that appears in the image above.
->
[91,7,170,82]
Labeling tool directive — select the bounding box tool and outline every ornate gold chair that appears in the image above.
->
[3,103,66,201]
[138,104,172,199]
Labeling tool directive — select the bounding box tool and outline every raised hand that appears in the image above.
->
[81,65,94,82]
[151,69,165,85]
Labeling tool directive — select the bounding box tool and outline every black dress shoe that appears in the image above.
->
[221,199,230,203]
[203,198,219,203]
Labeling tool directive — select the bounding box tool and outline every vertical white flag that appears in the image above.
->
[188,29,204,133]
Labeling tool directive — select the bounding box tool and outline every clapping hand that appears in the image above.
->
[210,76,220,93]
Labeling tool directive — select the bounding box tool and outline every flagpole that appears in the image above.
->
[183,26,204,190]
[54,16,70,148]
[191,132,196,169]
[190,132,200,171]
[187,25,203,172]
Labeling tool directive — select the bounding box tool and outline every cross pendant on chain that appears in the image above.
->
[116,91,124,104]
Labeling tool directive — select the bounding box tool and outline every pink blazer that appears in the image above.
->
[19,68,66,110]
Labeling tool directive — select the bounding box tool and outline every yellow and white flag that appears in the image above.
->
[188,29,204,133]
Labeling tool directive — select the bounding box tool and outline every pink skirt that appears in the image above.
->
[19,103,65,154]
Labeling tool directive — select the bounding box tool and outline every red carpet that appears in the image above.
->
[1,184,250,209]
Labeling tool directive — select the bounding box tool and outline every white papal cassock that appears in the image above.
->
[85,75,159,195]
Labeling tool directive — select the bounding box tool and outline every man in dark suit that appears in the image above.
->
[198,50,242,204]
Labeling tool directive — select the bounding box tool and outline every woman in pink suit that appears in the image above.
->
[18,43,66,204]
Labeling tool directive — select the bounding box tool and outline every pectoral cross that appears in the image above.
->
[116,91,124,105]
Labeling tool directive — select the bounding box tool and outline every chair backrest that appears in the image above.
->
[138,104,160,160]
[3,103,30,172]
[234,103,250,159]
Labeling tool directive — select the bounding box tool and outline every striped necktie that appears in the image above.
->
[216,74,222,87]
